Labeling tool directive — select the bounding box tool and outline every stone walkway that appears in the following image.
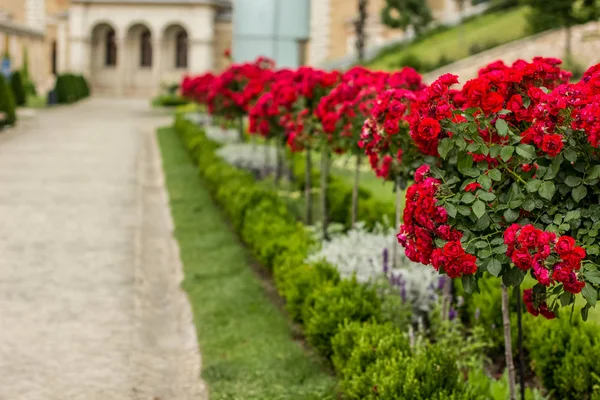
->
[0,99,207,400]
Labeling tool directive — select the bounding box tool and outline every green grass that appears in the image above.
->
[25,94,46,109]
[368,6,530,71]
[157,126,336,400]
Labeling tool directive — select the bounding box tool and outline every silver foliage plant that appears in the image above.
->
[206,125,241,144]
[307,221,441,318]
[216,143,277,169]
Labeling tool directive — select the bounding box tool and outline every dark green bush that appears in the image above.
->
[9,71,26,106]
[54,73,90,104]
[302,278,381,357]
[0,74,17,127]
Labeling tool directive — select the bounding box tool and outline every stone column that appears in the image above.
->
[152,38,162,96]
[116,35,126,97]
[189,38,213,73]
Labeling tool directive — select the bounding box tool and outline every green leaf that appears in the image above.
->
[493,244,508,254]
[502,268,525,287]
[438,138,453,160]
[498,109,512,115]
[462,168,481,178]
[587,245,600,256]
[538,181,556,200]
[462,275,477,294]
[478,174,492,190]
[544,153,563,180]
[523,199,536,211]
[457,152,473,172]
[587,165,600,180]
[445,203,457,219]
[461,192,476,204]
[525,179,542,193]
[478,191,496,202]
[501,146,515,162]
[564,148,577,163]
[495,119,509,137]
[582,304,591,321]
[488,259,502,277]
[504,208,520,222]
[516,144,536,160]
[565,176,583,187]
[488,168,502,181]
[584,270,600,284]
[473,200,486,219]
[474,241,489,249]
[564,210,581,222]
[457,205,472,216]
[560,291,573,307]
[572,185,588,203]
[582,284,598,307]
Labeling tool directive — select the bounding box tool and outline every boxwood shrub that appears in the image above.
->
[172,114,474,397]
[9,71,26,106]
[54,73,91,104]
[0,74,17,127]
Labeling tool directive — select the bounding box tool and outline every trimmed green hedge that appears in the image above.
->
[10,71,26,107]
[54,73,90,104]
[0,74,17,128]
[173,115,475,399]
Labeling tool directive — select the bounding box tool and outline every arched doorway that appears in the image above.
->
[161,24,189,85]
[125,23,154,96]
[90,22,118,94]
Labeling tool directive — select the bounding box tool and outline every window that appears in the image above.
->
[51,40,57,74]
[140,30,152,67]
[175,30,188,68]
[105,30,117,66]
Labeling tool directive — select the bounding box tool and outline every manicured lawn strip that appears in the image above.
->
[368,6,530,70]
[157,126,336,400]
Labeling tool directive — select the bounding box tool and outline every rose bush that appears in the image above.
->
[397,57,600,321]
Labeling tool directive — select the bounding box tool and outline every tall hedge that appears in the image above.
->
[0,74,17,127]
[10,71,26,106]
[54,73,91,104]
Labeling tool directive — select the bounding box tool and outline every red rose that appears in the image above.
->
[555,236,576,257]
[443,240,464,260]
[417,118,442,140]
[465,182,482,192]
[517,224,539,249]
[512,248,533,270]
[541,134,564,157]
[414,165,430,183]
[481,92,504,114]
[460,254,478,275]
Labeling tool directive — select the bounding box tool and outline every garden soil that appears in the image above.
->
[0,99,207,400]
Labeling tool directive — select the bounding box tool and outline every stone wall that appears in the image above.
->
[424,21,600,83]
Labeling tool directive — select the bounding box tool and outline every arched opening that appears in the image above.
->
[162,24,189,72]
[140,29,152,67]
[90,22,119,94]
[175,30,188,68]
[124,23,154,96]
[105,29,117,66]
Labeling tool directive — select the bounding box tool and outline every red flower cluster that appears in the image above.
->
[504,224,586,315]
[523,289,556,319]
[397,165,465,267]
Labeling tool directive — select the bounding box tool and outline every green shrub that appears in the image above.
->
[0,74,17,127]
[54,73,90,104]
[152,94,189,108]
[276,260,340,322]
[9,71,26,106]
[524,312,600,400]
[302,278,381,357]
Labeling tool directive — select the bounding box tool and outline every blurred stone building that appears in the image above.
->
[308,0,489,66]
[0,0,232,96]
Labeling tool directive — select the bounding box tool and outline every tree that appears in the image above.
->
[524,0,598,56]
[381,0,433,36]
[10,71,26,106]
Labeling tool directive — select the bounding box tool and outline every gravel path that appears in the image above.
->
[0,99,207,400]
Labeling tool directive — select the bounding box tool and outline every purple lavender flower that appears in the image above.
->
[449,308,457,321]
[382,248,389,274]
[437,276,447,291]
